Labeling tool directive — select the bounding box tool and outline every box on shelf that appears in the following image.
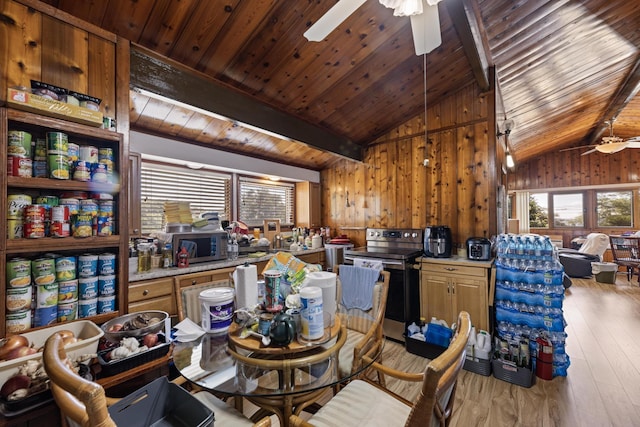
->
[0,320,103,387]
[108,376,214,427]
[7,88,103,127]
[492,358,535,388]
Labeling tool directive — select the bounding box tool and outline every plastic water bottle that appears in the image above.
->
[516,236,525,259]
[231,238,239,260]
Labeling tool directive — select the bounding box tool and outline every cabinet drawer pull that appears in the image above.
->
[192,280,197,286]
[143,289,149,296]
[445,267,457,271]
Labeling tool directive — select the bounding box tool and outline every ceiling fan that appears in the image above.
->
[304,0,443,56]
[560,119,640,156]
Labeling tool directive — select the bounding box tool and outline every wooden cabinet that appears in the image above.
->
[296,181,321,228]
[1,109,127,337]
[128,277,176,315]
[174,267,236,288]
[420,258,491,331]
[297,251,326,268]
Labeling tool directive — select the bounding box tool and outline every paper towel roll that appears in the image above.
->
[233,264,258,309]
[304,271,337,319]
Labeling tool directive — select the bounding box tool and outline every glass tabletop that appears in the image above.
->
[172,312,384,398]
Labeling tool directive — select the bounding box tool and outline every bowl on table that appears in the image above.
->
[101,311,168,343]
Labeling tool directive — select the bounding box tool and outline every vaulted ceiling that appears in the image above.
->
[42,0,640,170]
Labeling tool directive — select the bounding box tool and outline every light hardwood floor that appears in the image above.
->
[245,274,640,426]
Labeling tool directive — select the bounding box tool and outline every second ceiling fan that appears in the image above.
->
[304,0,444,56]
[560,119,640,155]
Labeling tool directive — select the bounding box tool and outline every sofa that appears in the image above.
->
[558,233,609,278]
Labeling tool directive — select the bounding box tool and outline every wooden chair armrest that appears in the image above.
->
[104,396,120,406]
[289,414,314,426]
[362,357,424,382]
[254,417,273,427]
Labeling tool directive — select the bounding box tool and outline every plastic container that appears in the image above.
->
[592,262,618,284]
[405,335,447,359]
[97,335,170,377]
[300,286,324,340]
[108,376,213,427]
[492,358,535,388]
[200,287,235,333]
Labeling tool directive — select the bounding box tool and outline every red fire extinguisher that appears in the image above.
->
[536,336,553,380]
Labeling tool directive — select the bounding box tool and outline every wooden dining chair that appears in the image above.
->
[43,332,271,427]
[289,311,471,427]
[334,266,390,385]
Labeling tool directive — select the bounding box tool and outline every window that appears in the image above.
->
[140,162,231,234]
[597,191,632,227]
[529,193,549,228]
[553,193,584,227]
[239,177,294,227]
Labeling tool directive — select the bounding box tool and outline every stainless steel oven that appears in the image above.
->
[343,228,423,343]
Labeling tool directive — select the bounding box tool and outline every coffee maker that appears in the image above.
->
[424,226,453,258]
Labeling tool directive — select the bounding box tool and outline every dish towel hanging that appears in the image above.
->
[339,265,380,311]
[353,257,384,272]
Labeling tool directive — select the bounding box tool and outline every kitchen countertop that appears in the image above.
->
[418,255,494,268]
[129,248,326,282]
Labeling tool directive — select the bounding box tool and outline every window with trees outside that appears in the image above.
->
[239,177,294,227]
[596,191,632,227]
[529,193,549,228]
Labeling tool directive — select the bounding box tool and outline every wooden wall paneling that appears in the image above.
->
[353,158,365,228]
[88,34,116,119]
[398,138,412,228]
[345,159,355,226]
[457,126,476,245]
[570,151,581,187]
[411,135,428,229]
[41,15,88,92]
[440,130,457,232]
[428,132,441,225]
[377,143,389,227]
[0,0,42,93]
[364,148,376,229]
[474,122,491,237]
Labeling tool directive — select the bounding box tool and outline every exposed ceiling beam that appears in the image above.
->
[129,45,363,162]
[587,53,640,144]
[446,0,491,91]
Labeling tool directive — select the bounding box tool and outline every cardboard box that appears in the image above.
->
[7,88,103,126]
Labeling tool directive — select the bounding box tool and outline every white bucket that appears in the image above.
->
[300,286,324,340]
[200,287,235,333]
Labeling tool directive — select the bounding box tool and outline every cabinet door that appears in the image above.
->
[295,181,321,228]
[420,272,452,324]
[452,277,488,331]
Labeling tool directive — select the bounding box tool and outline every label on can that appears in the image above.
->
[32,257,56,285]
[7,286,32,312]
[98,147,114,172]
[24,204,46,222]
[36,283,59,307]
[98,253,116,275]
[91,163,108,183]
[79,145,98,163]
[51,205,70,222]
[7,219,24,239]
[35,306,58,327]
[36,195,59,206]
[58,279,79,302]
[46,131,68,154]
[78,298,97,318]
[97,216,113,236]
[6,258,31,287]
[8,130,32,157]
[55,256,76,281]
[67,143,79,163]
[7,155,13,176]
[78,254,98,277]
[73,214,93,238]
[51,221,70,238]
[48,154,70,179]
[98,295,116,314]
[57,301,78,322]
[98,275,116,296]
[59,198,80,215]
[60,191,88,200]
[6,310,31,333]
[80,199,98,216]
[98,200,114,217]
[7,194,32,219]
[73,160,91,181]
[24,220,45,238]
[11,156,32,177]
[33,160,47,178]
[78,276,98,299]
[34,138,47,160]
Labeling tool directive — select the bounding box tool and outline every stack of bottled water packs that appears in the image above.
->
[494,234,570,378]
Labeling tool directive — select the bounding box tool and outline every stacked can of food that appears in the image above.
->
[77,254,99,318]
[23,204,46,239]
[97,253,117,313]
[6,258,33,333]
[33,257,59,327]
[7,130,32,178]
[33,138,47,178]
[47,132,70,180]
[55,255,78,322]
[7,194,31,239]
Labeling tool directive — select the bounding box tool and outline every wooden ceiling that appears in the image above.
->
[41,0,640,170]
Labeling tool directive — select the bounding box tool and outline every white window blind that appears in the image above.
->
[140,162,231,234]
[239,177,294,227]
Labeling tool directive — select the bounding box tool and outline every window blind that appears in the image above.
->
[239,177,294,227]
[140,162,231,234]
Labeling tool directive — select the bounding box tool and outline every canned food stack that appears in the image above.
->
[5,253,117,332]
[6,129,117,184]
[7,194,32,239]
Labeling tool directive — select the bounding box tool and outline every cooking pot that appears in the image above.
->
[466,237,491,260]
[269,312,296,346]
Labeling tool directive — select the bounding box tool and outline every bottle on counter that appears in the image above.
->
[137,242,151,273]
[177,246,189,268]
[162,243,174,268]
[230,238,239,260]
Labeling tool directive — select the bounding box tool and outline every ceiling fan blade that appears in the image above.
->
[581,148,597,156]
[624,140,640,149]
[596,142,627,154]
[409,1,442,55]
[559,145,596,153]
[304,0,368,41]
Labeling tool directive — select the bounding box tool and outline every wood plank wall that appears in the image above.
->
[321,81,499,248]
[507,149,640,246]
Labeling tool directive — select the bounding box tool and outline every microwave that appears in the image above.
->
[171,231,228,264]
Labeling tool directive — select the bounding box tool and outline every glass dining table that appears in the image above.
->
[172,311,384,427]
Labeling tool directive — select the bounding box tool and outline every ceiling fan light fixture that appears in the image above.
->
[380,0,423,16]
[595,142,627,154]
